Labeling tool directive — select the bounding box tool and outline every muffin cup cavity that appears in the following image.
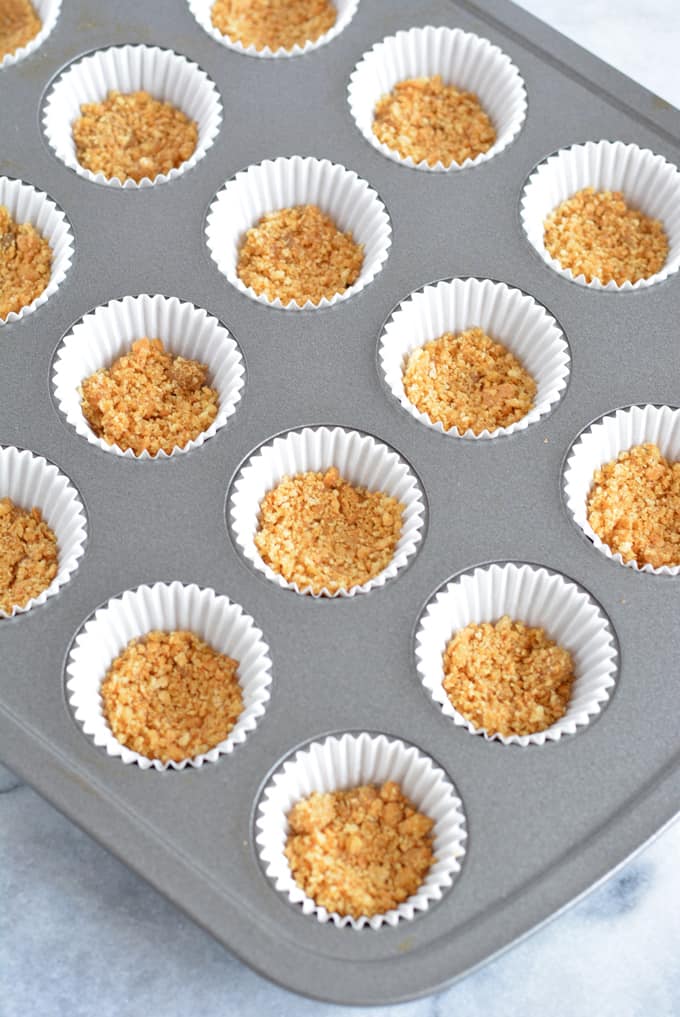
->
[0,0,61,70]
[42,45,222,188]
[255,731,466,928]
[564,404,680,575]
[66,581,273,770]
[0,177,74,325]
[229,425,425,597]
[348,25,527,172]
[205,156,391,310]
[379,277,570,438]
[520,140,680,290]
[415,562,618,747]
[186,0,359,58]
[0,446,86,618]
[52,294,245,460]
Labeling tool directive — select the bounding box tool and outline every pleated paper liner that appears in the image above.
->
[229,425,425,597]
[564,404,680,576]
[255,731,467,928]
[415,562,618,747]
[520,140,680,290]
[0,0,61,70]
[205,155,391,309]
[187,0,359,58]
[348,25,527,172]
[379,277,570,439]
[0,446,87,618]
[52,294,245,459]
[0,177,74,325]
[66,581,273,770]
[43,44,222,188]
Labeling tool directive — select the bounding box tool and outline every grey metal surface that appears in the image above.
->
[0,0,679,1005]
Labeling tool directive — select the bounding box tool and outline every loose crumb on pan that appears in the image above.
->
[586,442,680,569]
[372,75,496,167]
[101,630,244,763]
[72,90,198,183]
[210,0,336,52]
[254,466,404,594]
[80,337,219,457]
[237,204,364,306]
[442,615,575,737]
[285,781,435,918]
[543,187,668,286]
[0,0,41,60]
[0,498,58,614]
[0,205,52,319]
[402,326,536,434]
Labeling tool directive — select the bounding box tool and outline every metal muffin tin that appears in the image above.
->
[1,0,679,1004]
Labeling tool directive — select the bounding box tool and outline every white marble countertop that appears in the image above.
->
[2,3,679,1015]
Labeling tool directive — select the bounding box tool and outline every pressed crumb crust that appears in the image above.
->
[210,0,336,51]
[0,498,58,613]
[543,187,668,286]
[0,0,40,60]
[237,204,364,306]
[72,90,198,183]
[402,326,536,434]
[254,466,404,594]
[285,781,435,918]
[80,337,219,457]
[0,205,52,319]
[372,75,496,167]
[586,442,680,569]
[443,615,575,737]
[101,630,243,763]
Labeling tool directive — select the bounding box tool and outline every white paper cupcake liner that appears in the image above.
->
[186,0,359,58]
[0,446,86,619]
[0,176,73,325]
[379,277,570,439]
[66,581,273,770]
[255,731,466,928]
[42,45,222,188]
[0,0,61,70]
[348,25,527,172]
[564,404,680,576]
[52,294,245,460]
[206,156,391,309]
[230,426,425,597]
[415,562,618,747]
[520,140,680,290]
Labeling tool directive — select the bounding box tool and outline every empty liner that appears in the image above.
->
[255,731,466,928]
[564,404,680,575]
[520,140,680,290]
[52,294,245,459]
[66,581,273,770]
[415,562,618,746]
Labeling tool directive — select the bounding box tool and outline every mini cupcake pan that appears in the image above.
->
[1,0,679,1005]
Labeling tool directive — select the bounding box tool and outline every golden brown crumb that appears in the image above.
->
[0,205,52,319]
[443,615,574,737]
[254,466,403,594]
[402,326,536,434]
[372,75,496,167]
[72,90,198,183]
[101,630,243,763]
[586,443,680,568]
[210,0,336,51]
[237,204,364,306]
[0,0,41,60]
[285,781,434,918]
[80,337,219,456]
[543,187,668,286]
[0,498,58,613]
